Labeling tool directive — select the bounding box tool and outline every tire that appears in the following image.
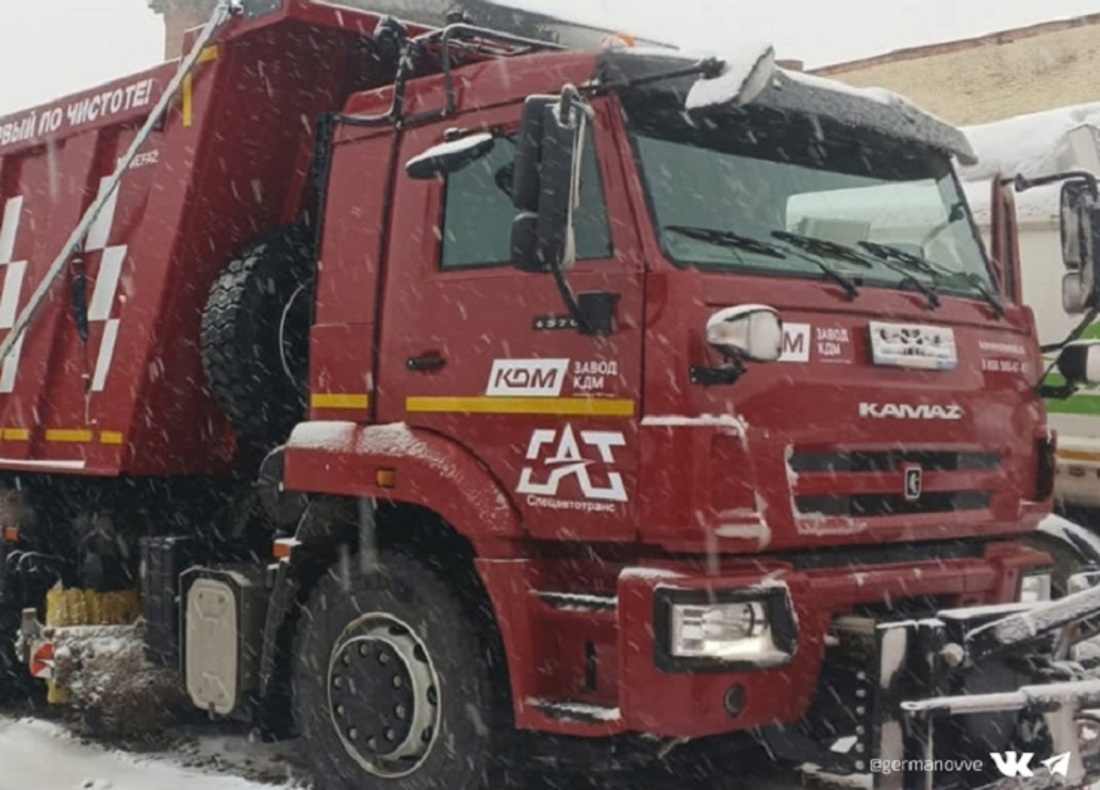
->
[201,226,313,454]
[1027,516,1100,597]
[293,552,517,790]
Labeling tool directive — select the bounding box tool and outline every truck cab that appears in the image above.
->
[273,37,1097,788]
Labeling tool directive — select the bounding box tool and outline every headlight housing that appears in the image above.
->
[655,587,798,671]
[1019,572,1053,604]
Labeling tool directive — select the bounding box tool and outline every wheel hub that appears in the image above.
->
[327,614,441,778]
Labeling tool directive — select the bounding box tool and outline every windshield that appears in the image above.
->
[628,107,994,297]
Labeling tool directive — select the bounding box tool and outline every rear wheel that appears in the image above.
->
[293,552,517,790]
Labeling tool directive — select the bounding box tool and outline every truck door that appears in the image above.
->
[309,128,393,420]
[377,100,644,542]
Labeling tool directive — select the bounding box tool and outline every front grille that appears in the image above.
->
[789,446,1000,519]
[796,491,991,518]
[789,449,1000,474]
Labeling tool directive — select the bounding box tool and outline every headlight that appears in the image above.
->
[657,588,797,669]
[671,602,769,659]
[1019,572,1053,603]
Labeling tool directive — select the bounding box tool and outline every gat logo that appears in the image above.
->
[779,323,811,363]
[517,426,627,502]
[487,359,569,398]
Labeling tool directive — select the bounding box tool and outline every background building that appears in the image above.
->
[149,0,218,57]
[150,3,1100,127]
[817,14,1100,126]
[148,0,661,58]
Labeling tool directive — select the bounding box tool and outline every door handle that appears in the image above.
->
[407,354,447,372]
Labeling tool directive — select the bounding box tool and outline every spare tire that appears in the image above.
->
[201,226,314,454]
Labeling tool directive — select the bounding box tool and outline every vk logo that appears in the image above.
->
[991,751,1072,779]
[990,751,1034,778]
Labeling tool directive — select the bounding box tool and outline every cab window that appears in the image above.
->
[441,132,611,270]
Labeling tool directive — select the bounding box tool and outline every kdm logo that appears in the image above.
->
[859,402,964,421]
[486,359,568,397]
[517,426,627,502]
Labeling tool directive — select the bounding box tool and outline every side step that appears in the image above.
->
[534,591,618,613]
[530,699,622,724]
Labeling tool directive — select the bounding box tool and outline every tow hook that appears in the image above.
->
[16,607,40,663]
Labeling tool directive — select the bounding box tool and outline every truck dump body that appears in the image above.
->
[0,2,417,476]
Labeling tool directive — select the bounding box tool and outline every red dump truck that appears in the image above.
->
[5,1,1100,788]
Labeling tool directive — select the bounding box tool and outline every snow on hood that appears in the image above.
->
[962,101,1100,182]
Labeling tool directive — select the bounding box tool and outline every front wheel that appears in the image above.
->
[294,553,516,790]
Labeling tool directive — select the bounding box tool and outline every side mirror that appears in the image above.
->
[511,85,591,274]
[1064,271,1092,314]
[1057,340,1100,387]
[405,132,495,180]
[1060,179,1100,313]
[706,305,784,363]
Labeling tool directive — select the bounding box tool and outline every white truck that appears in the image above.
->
[963,103,1100,518]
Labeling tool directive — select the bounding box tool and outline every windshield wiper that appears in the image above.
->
[775,230,940,310]
[665,225,786,259]
[859,240,1004,318]
[665,225,861,300]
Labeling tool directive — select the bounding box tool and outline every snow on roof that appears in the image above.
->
[962,101,1100,182]
[686,44,775,110]
[602,48,976,163]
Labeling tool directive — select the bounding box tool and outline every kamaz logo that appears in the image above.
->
[858,402,964,421]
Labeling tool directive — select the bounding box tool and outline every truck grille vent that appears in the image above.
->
[796,491,991,518]
[789,450,1000,474]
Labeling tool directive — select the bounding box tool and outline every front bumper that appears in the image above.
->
[481,541,1050,739]
[609,543,1044,739]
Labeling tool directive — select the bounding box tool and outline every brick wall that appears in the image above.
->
[817,15,1100,125]
[149,0,217,58]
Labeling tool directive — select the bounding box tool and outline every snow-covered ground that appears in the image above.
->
[0,713,814,790]
[0,716,305,790]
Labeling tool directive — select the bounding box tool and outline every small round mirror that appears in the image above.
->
[405,133,495,180]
